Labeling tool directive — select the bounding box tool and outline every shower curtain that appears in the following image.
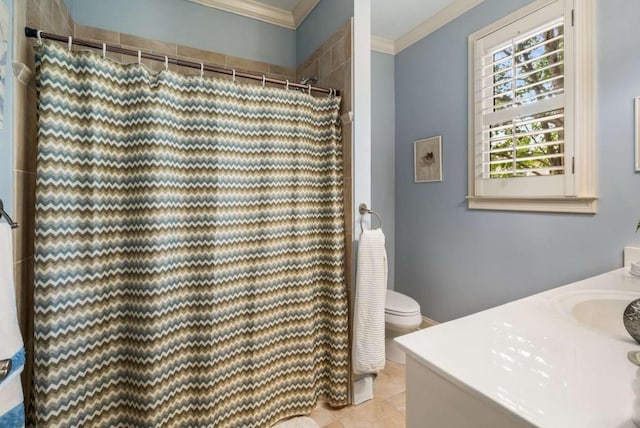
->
[33,41,348,427]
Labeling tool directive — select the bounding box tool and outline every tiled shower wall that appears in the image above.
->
[297,18,354,294]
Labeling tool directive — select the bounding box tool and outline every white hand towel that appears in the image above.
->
[353,229,387,374]
[0,222,24,378]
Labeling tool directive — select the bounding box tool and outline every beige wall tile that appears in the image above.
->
[52,0,70,35]
[121,33,177,56]
[14,87,38,174]
[322,30,343,55]
[330,36,345,70]
[342,121,352,178]
[344,20,352,60]
[344,182,352,237]
[318,51,331,86]
[330,63,345,96]
[342,59,352,111]
[36,0,53,30]
[12,171,36,264]
[13,83,26,172]
[13,261,25,333]
[225,56,269,74]
[177,45,225,67]
[26,0,41,29]
[344,237,352,290]
[75,24,120,44]
[269,63,295,77]
[13,257,34,337]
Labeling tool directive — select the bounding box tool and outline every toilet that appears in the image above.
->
[385,289,422,364]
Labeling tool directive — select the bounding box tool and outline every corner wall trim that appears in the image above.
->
[371,35,394,55]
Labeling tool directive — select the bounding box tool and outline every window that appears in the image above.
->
[467,0,596,213]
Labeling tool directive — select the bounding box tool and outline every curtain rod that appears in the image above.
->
[24,27,339,97]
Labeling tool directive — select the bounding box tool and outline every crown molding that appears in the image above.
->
[186,0,320,30]
[394,0,484,53]
[292,0,321,27]
[187,0,296,29]
[371,35,395,55]
[186,0,483,53]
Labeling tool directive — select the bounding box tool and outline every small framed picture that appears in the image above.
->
[636,97,640,171]
[414,136,442,182]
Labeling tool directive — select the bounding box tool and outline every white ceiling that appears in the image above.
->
[371,0,458,40]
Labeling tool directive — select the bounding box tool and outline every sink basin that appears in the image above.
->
[552,290,640,339]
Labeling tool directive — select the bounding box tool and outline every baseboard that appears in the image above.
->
[421,316,439,328]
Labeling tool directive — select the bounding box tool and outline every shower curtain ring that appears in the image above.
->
[137,51,142,65]
[102,43,107,59]
[308,84,312,95]
[286,80,289,90]
[68,36,72,51]
[262,75,266,87]
[164,56,169,70]
[200,63,204,78]
[232,69,236,83]
[36,30,43,45]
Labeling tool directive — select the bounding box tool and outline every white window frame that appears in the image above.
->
[467,0,597,213]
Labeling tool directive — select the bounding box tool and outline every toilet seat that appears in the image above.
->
[385,289,420,316]
[385,289,422,330]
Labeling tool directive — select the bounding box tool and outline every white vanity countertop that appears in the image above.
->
[395,268,640,428]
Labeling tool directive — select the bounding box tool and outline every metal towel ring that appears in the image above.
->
[359,203,382,233]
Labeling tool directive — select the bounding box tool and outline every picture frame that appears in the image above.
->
[414,136,443,183]
[636,97,640,171]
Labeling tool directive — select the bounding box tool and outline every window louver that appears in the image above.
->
[478,19,565,179]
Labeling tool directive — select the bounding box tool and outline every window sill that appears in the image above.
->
[466,196,598,214]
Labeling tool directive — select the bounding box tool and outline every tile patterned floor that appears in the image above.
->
[310,361,407,428]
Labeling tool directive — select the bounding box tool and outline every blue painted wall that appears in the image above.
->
[66,0,296,68]
[0,0,13,213]
[394,0,640,322]
[372,51,395,288]
[296,0,353,65]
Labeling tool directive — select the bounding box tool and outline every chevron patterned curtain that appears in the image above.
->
[33,41,348,427]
